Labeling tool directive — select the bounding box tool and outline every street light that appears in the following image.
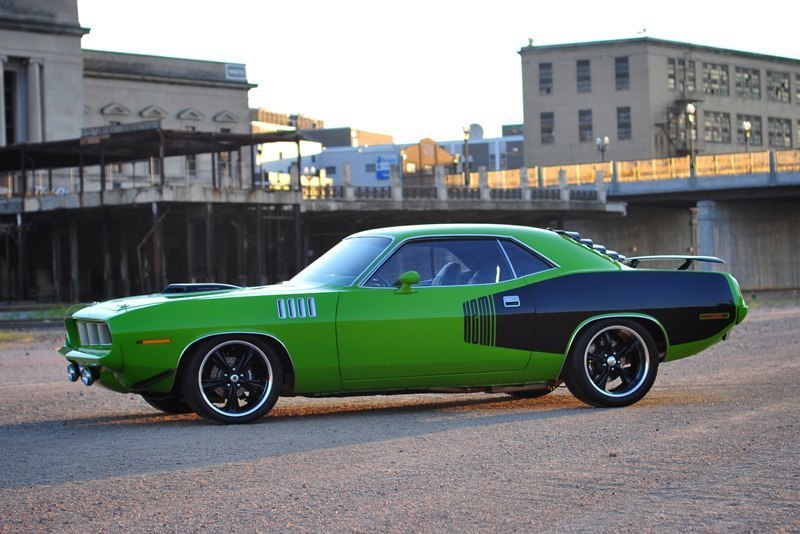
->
[686,103,696,171]
[742,120,752,153]
[595,136,610,162]
[463,126,471,186]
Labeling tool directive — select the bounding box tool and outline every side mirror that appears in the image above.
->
[396,271,420,294]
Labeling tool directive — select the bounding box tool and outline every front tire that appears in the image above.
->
[563,319,659,408]
[181,336,283,424]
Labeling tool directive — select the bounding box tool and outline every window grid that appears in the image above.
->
[578,109,593,142]
[703,111,731,143]
[615,57,630,90]
[540,112,554,144]
[796,74,800,104]
[617,107,632,140]
[668,58,696,93]
[577,60,591,93]
[539,63,553,95]
[766,70,791,103]
[734,67,761,99]
[703,63,730,96]
[736,114,763,146]
[768,117,792,147]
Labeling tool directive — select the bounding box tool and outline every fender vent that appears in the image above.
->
[277,297,317,319]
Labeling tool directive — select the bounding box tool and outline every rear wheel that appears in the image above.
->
[563,319,659,408]
[141,393,192,414]
[181,336,283,424]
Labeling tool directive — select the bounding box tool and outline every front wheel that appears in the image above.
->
[563,319,659,408]
[181,336,283,424]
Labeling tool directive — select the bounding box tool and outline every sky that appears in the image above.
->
[76,0,800,144]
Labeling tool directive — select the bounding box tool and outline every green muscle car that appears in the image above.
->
[60,224,748,423]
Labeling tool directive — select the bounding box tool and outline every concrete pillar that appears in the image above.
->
[26,58,43,142]
[205,203,214,282]
[434,165,447,200]
[390,165,402,200]
[0,56,7,146]
[695,200,718,271]
[595,170,607,203]
[478,166,490,201]
[152,202,163,290]
[69,219,79,301]
[520,167,531,201]
[558,169,569,202]
[51,220,62,302]
[342,162,355,201]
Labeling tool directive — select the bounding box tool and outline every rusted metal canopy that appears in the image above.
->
[0,124,304,172]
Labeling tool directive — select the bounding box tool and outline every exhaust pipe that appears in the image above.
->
[79,365,99,386]
[66,362,80,382]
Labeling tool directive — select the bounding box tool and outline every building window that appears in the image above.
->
[703,63,729,96]
[577,60,591,93]
[668,58,696,93]
[617,107,632,140]
[539,63,553,95]
[796,74,800,104]
[615,57,630,90]
[325,166,336,176]
[703,111,731,143]
[540,112,554,143]
[365,163,376,173]
[736,114,763,146]
[768,117,792,147]
[766,70,791,102]
[734,67,761,99]
[578,109,593,141]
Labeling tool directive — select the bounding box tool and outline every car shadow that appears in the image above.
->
[0,388,697,490]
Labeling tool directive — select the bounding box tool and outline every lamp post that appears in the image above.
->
[742,120,752,153]
[463,126,471,186]
[686,103,696,171]
[595,136,610,162]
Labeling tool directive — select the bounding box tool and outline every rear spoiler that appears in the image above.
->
[624,256,725,270]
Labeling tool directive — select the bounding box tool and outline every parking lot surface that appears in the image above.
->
[1,302,798,531]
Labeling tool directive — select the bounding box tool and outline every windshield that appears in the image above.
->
[291,236,392,286]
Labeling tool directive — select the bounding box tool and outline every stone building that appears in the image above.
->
[520,37,800,167]
[1,0,253,150]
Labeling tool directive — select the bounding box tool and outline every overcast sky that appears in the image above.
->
[76,0,800,143]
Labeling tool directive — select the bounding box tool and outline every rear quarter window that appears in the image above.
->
[501,240,553,276]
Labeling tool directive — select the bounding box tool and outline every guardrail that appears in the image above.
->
[4,148,799,202]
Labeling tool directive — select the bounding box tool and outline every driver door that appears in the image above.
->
[335,237,536,390]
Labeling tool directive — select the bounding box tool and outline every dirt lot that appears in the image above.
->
[0,299,798,532]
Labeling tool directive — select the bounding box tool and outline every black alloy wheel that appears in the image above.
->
[564,319,659,408]
[182,336,283,424]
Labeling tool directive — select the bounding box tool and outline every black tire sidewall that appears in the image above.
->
[181,335,283,424]
[564,319,659,408]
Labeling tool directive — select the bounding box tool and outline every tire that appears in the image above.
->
[181,335,283,424]
[563,319,659,408]
[141,393,192,414]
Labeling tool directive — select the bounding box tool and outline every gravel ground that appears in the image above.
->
[0,303,798,532]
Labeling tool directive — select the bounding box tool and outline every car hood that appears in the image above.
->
[71,281,334,321]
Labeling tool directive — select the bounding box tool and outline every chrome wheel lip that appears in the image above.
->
[583,325,649,398]
[197,340,273,418]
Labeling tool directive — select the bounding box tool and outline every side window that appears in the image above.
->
[367,239,514,287]
[500,240,552,277]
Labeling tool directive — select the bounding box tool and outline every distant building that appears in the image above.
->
[300,127,393,148]
[1,1,253,147]
[260,126,522,187]
[519,37,800,167]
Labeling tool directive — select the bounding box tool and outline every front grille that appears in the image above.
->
[76,321,112,346]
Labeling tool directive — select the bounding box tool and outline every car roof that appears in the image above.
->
[350,223,620,272]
